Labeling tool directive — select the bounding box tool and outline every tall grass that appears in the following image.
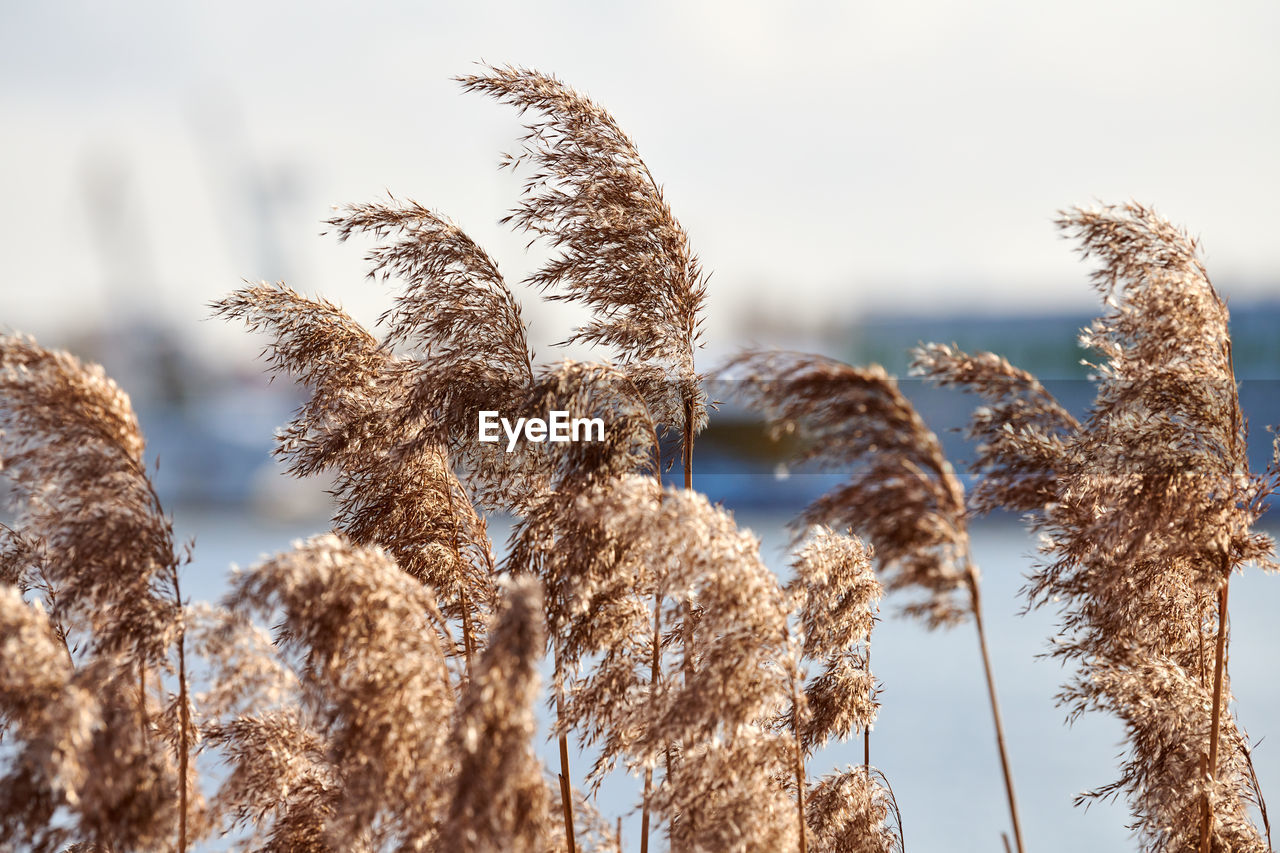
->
[1,71,1275,853]
[914,203,1278,852]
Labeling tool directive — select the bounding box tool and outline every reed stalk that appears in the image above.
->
[967,570,1024,853]
[556,673,578,853]
[640,595,660,853]
[1199,576,1231,853]
[792,687,809,853]
[175,584,190,853]
[864,648,871,775]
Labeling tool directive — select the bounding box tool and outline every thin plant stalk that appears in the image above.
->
[968,570,1024,853]
[1199,576,1231,853]
[683,398,695,491]
[680,399,696,846]
[172,565,191,853]
[640,595,660,853]
[864,647,871,776]
[792,688,808,853]
[440,447,475,677]
[650,400,699,853]
[555,674,578,853]
[459,593,475,675]
[680,397,696,680]
[139,665,147,741]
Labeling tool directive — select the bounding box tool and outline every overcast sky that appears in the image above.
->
[3,1,1278,360]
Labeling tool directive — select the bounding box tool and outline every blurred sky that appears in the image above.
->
[3,0,1279,363]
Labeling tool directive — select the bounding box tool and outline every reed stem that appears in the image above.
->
[641,593,661,853]
[968,570,1025,853]
[555,677,578,853]
[441,451,475,679]
[138,664,147,741]
[864,647,871,776]
[1199,576,1231,853]
[173,569,191,853]
[792,689,808,853]
[460,591,475,675]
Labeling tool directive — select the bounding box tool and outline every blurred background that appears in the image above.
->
[3,2,1279,850]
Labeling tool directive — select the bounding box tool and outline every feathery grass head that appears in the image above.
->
[1074,657,1265,853]
[1053,202,1274,577]
[324,199,546,513]
[445,576,551,853]
[805,768,902,853]
[1026,203,1276,637]
[214,282,497,644]
[203,710,339,852]
[922,202,1275,849]
[523,359,660,491]
[212,281,398,478]
[0,585,96,852]
[0,335,179,663]
[910,344,1080,516]
[224,534,455,849]
[1032,204,1275,851]
[564,474,793,803]
[460,64,708,433]
[1,587,180,852]
[654,727,798,853]
[788,527,881,752]
[504,362,659,688]
[329,197,534,373]
[723,350,971,627]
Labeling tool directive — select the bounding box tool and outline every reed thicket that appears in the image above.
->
[1,68,1275,853]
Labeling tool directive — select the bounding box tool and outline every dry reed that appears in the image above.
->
[915,202,1278,852]
[214,280,498,670]
[445,576,552,852]
[723,349,1026,852]
[0,335,192,852]
[221,534,456,849]
[459,64,708,441]
[6,63,1280,853]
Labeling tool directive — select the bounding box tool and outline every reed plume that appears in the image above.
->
[805,768,901,853]
[1063,204,1279,851]
[910,344,1080,516]
[724,349,1025,852]
[787,527,881,753]
[0,335,193,850]
[652,726,799,853]
[721,352,971,627]
[222,534,457,849]
[233,188,657,849]
[214,281,497,670]
[566,474,799,849]
[204,709,341,852]
[326,198,545,513]
[459,64,708,442]
[0,584,99,852]
[917,202,1277,851]
[506,361,659,669]
[0,335,180,662]
[784,527,903,852]
[445,576,551,853]
[495,360,660,849]
[463,65,713,851]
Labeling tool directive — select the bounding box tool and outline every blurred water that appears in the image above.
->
[175,504,1280,852]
